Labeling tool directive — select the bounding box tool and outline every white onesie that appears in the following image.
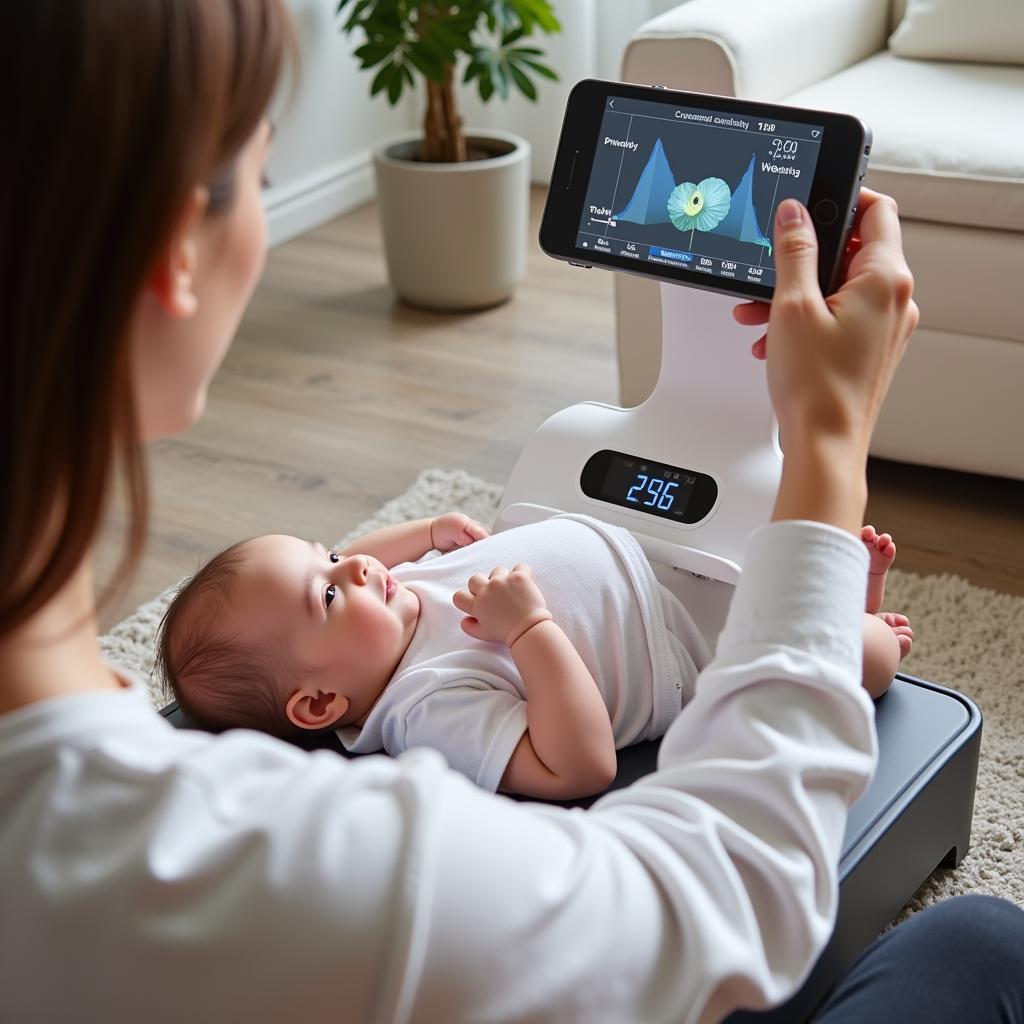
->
[338,514,712,791]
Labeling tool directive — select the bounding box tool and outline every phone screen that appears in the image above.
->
[574,94,825,293]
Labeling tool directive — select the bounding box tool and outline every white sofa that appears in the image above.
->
[615,0,1024,481]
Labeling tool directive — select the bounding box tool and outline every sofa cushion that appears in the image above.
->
[786,52,1024,231]
[889,0,1024,66]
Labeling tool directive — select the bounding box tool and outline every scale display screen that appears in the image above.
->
[580,450,717,524]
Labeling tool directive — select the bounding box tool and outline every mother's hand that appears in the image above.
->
[733,189,919,452]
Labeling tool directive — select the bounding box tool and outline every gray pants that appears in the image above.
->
[728,894,1024,1023]
[814,895,1024,1023]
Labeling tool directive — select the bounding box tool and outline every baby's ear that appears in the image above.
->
[286,686,349,731]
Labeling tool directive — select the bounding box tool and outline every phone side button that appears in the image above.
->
[812,199,839,226]
[568,260,593,268]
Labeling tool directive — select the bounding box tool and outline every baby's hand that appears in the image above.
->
[430,513,490,552]
[452,564,553,646]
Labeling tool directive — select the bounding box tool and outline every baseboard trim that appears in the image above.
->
[264,152,375,248]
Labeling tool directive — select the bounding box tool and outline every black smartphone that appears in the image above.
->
[540,79,871,302]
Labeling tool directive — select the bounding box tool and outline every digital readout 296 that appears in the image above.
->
[626,473,681,511]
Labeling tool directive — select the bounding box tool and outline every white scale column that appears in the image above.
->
[497,281,783,580]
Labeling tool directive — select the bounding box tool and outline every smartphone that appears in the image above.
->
[540,79,871,302]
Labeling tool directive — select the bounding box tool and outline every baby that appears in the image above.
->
[158,514,912,800]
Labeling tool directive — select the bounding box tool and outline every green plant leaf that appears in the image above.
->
[370,61,401,101]
[445,9,482,34]
[493,59,510,100]
[520,57,558,81]
[485,1,514,34]
[370,62,389,96]
[337,0,368,18]
[353,41,394,68]
[428,17,474,58]
[513,0,561,33]
[407,42,445,81]
[508,61,537,101]
[338,0,375,34]
[361,16,404,44]
[387,65,404,104]
[341,0,561,115]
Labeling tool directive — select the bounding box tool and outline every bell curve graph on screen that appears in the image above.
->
[575,101,824,284]
[614,138,773,253]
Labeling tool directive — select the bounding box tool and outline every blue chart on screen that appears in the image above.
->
[614,139,772,251]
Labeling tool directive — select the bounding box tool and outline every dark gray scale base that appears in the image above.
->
[725,673,981,1022]
[161,671,981,1023]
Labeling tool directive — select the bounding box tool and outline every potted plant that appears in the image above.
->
[337,0,561,310]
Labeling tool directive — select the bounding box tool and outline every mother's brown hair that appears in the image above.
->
[0,1,293,639]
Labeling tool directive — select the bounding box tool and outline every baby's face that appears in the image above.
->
[224,535,420,723]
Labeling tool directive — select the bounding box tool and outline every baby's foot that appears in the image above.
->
[877,611,914,660]
[862,525,896,614]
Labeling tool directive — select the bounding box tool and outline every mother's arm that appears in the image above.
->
[411,518,874,1022]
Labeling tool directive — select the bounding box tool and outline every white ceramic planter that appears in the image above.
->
[373,129,530,311]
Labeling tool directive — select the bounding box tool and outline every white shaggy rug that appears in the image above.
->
[101,468,1023,917]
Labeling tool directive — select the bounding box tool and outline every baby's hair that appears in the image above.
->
[156,540,298,739]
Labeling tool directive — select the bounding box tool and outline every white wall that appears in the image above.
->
[264,0,683,246]
[263,0,416,246]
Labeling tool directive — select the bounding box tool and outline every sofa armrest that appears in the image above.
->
[623,0,891,100]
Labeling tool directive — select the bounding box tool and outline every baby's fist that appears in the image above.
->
[452,564,552,646]
[431,513,490,553]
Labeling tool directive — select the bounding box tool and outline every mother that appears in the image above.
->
[2,2,1022,1021]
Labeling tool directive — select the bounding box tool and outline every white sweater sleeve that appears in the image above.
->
[1,521,876,1024]
[404,520,876,1023]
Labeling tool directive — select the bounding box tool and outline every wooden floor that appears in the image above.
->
[95,188,1024,629]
